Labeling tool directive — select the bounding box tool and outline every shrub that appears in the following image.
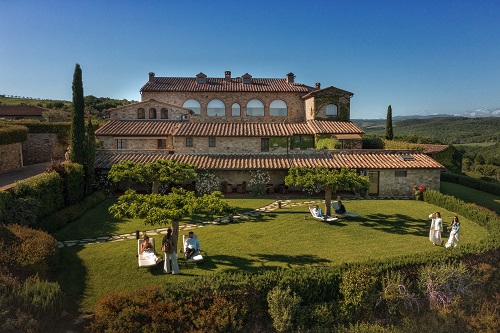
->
[267,286,302,333]
[249,170,271,196]
[0,224,58,280]
[1,196,40,226]
[339,266,378,322]
[196,171,220,195]
[11,171,64,219]
[316,137,341,150]
[362,136,384,149]
[376,270,419,317]
[45,161,85,205]
[418,262,475,308]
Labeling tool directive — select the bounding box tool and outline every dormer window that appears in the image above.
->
[241,73,252,85]
[196,72,207,84]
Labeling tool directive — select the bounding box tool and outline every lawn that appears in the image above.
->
[53,197,489,313]
[440,181,500,214]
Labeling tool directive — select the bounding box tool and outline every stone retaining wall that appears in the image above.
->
[0,142,23,173]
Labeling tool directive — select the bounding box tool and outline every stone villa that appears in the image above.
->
[95,71,444,196]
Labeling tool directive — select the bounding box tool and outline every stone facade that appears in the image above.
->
[109,100,191,121]
[0,143,23,173]
[22,133,68,165]
[376,169,441,197]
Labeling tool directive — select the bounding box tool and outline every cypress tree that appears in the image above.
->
[70,63,86,164]
[385,105,394,140]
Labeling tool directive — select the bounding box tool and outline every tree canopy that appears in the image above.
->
[109,188,233,251]
[108,159,197,194]
[70,63,85,165]
[285,167,369,216]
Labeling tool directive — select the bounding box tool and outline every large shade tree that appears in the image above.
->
[285,167,369,216]
[108,159,197,194]
[109,188,233,252]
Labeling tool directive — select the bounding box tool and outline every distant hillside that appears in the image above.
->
[353,117,500,144]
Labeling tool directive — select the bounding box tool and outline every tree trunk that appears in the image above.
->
[172,220,180,253]
[325,188,332,216]
[152,178,159,194]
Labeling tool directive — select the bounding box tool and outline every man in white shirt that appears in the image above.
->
[184,231,201,259]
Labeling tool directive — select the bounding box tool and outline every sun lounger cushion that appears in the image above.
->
[138,238,158,268]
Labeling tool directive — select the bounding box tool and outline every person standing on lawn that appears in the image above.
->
[445,216,460,248]
[162,228,179,274]
[429,212,443,245]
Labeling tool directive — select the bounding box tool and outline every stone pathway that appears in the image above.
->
[57,199,295,248]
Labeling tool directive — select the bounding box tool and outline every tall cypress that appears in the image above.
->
[385,104,393,140]
[70,63,86,164]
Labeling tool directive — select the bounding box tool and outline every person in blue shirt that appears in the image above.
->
[445,216,460,248]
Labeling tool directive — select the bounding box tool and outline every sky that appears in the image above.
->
[1,0,499,119]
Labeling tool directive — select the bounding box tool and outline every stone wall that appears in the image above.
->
[142,91,307,123]
[22,133,67,165]
[109,100,190,121]
[0,143,23,173]
[377,169,441,197]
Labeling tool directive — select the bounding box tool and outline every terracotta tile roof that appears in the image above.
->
[307,120,365,134]
[95,150,444,170]
[95,120,181,136]
[0,105,47,116]
[141,77,316,93]
[420,144,450,154]
[96,120,363,137]
[302,85,354,98]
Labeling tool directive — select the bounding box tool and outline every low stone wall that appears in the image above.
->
[378,169,441,197]
[22,133,68,165]
[0,143,23,173]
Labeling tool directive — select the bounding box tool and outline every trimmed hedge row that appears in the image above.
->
[10,171,64,219]
[441,171,500,196]
[0,123,28,145]
[16,121,70,134]
[38,191,106,233]
[423,189,499,236]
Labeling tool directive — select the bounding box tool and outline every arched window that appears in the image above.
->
[231,103,241,116]
[326,104,338,116]
[207,99,225,117]
[270,100,288,116]
[137,108,145,119]
[246,99,264,116]
[182,99,201,115]
[160,108,168,119]
[149,108,157,119]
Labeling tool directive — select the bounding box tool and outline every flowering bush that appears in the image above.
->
[196,171,220,195]
[411,185,426,200]
[249,170,271,196]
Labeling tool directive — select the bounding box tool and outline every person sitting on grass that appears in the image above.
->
[335,200,346,214]
[184,231,201,259]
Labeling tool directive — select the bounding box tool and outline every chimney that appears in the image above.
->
[149,72,155,82]
[224,71,231,82]
[286,72,295,83]
[315,82,321,89]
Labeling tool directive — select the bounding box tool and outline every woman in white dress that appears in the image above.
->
[445,216,460,248]
[429,212,443,245]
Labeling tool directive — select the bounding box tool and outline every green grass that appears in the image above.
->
[52,198,489,313]
[441,181,500,214]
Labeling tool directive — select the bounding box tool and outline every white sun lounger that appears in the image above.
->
[137,238,159,268]
[332,201,360,217]
[182,234,204,262]
[308,206,338,222]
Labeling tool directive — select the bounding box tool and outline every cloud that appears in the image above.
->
[462,108,500,118]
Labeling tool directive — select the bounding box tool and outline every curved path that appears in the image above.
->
[56,199,327,248]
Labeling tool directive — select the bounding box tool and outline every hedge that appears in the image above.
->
[441,171,500,196]
[0,123,28,145]
[16,121,70,134]
[11,171,64,219]
[38,191,106,233]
